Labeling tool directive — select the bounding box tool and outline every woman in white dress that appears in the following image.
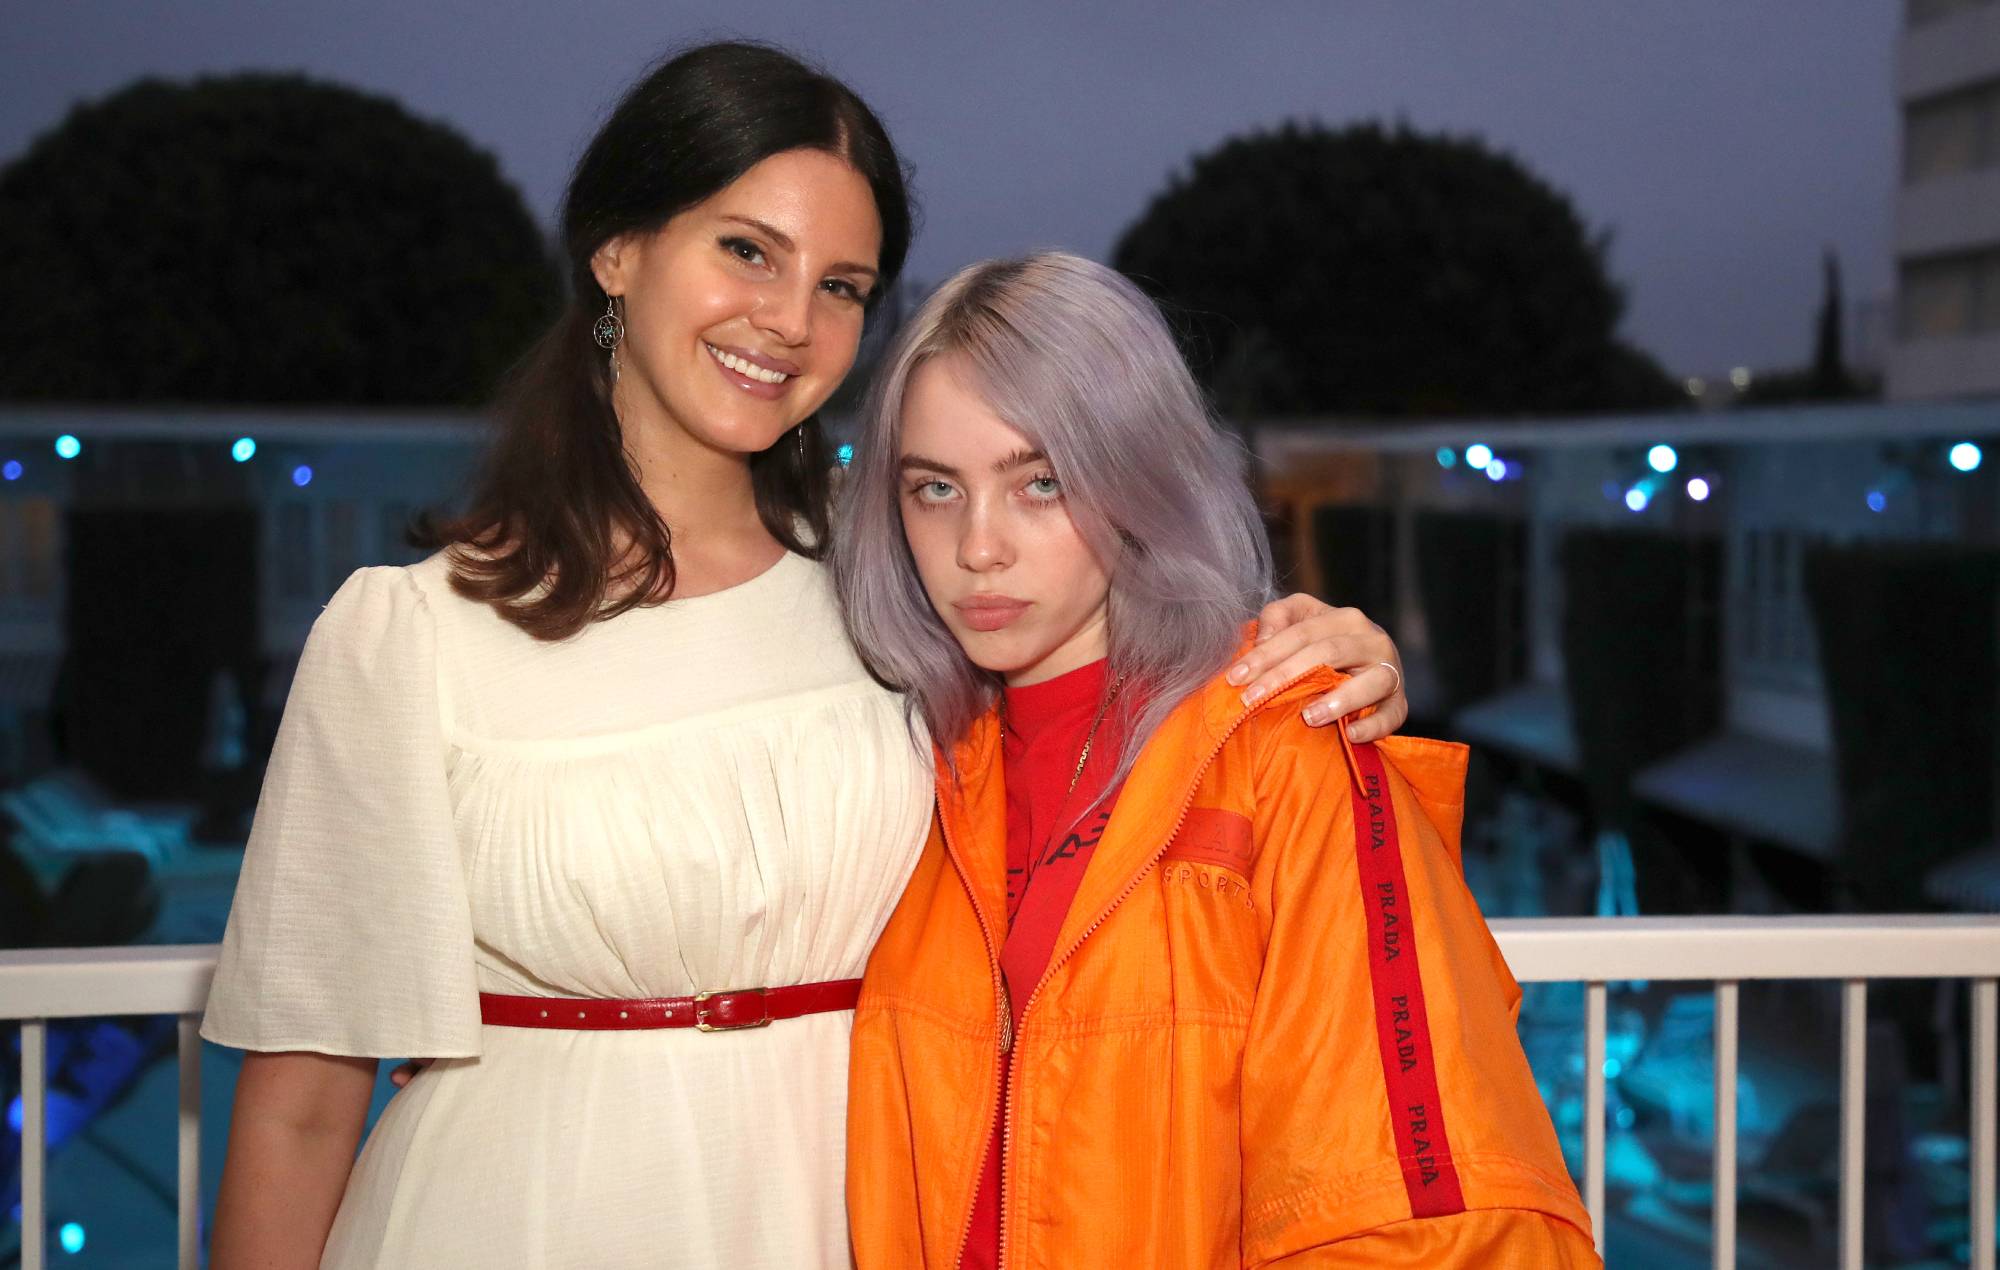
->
[201,42,1410,1268]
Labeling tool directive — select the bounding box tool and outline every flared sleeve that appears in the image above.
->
[200,565,481,1058]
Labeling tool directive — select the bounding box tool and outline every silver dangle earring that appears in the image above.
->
[593,295,625,383]
[796,424,808,467]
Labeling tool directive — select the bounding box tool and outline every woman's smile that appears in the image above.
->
[703,340,797,398]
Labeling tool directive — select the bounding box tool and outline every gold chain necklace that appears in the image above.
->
[999,669,1128,798]
[1067,673,1127,798]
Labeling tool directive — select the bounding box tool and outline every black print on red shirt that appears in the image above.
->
[1042,806,1111,868]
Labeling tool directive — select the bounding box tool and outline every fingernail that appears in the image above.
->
[1242,685,1267,707]
[1302,704,1330,726]
[1226,663,1250,685]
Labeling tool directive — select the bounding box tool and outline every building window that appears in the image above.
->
[1900,249,2000,338]
[1905,79,2000,183]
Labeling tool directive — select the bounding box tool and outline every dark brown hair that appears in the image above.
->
[420,41,913,639]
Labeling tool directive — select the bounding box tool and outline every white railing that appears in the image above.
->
[2,918,1997,1269]
[1,945,214,1270]
[1500,915,2000,1270]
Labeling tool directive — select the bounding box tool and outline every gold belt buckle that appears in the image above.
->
[693,987,772,1031]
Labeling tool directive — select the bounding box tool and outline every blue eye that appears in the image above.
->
[1025,475,1062,500]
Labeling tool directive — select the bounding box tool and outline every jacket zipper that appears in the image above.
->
[992,669,1316,1270]
[938,797,1008,1270]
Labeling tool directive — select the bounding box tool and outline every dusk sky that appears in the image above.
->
[5,2,1899,378]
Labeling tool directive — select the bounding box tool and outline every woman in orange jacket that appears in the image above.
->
[832,251,1599,1268]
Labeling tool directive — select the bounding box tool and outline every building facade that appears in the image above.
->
[1889,0,2000,399]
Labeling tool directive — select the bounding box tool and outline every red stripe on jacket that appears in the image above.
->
[1349,741,1467,1218]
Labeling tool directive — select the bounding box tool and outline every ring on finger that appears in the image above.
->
[1376,660,1403,697]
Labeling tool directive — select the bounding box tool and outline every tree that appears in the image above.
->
[0,73,556,405]
[1812,247,1846,395]
[1112,121,1680,419]
[1735,248,1877,407]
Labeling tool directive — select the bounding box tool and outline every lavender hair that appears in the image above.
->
[831,251,1274,785]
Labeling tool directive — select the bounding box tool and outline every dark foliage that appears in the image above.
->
[1805,543,1999,909]
[1734,249,1879,407]
[1558,529,1724,827]
[0,72,556,405]
[1310,504,1396,631]
[1414,511,1530,714]
[1113,121,1681,418]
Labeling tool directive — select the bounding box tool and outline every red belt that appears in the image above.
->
[478,980,862,1032]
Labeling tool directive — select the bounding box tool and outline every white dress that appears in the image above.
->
[201,549,934,1268]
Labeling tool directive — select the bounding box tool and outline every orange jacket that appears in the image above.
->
[847,664,1599,1268]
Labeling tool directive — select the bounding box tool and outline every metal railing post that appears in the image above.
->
[1713,981,1739,1270]
[20,1019,46,1270]
[1585,980,1607,1255]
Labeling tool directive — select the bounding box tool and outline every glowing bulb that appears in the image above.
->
[59,1222,85,1254]
[1485,459,1507,482]
[1464,443,1493,469]
[1685,477,1710,502]
[1647,444,1678,474]
[1436,446,1457,469]
[2,461,20,481]
[231,437,257,463]
[1684,377,1705,397]
[291,465,313,487]
[1624,487,1650,512]
[1866,490,1887,513]
[54,434,81,460]
[1948,442,1982,472]
[1729,366,1752,390]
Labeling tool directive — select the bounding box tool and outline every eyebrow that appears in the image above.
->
[719,214,881,282]
[898,448,1048,480]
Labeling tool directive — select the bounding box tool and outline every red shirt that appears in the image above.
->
[962,659,1126,1270]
